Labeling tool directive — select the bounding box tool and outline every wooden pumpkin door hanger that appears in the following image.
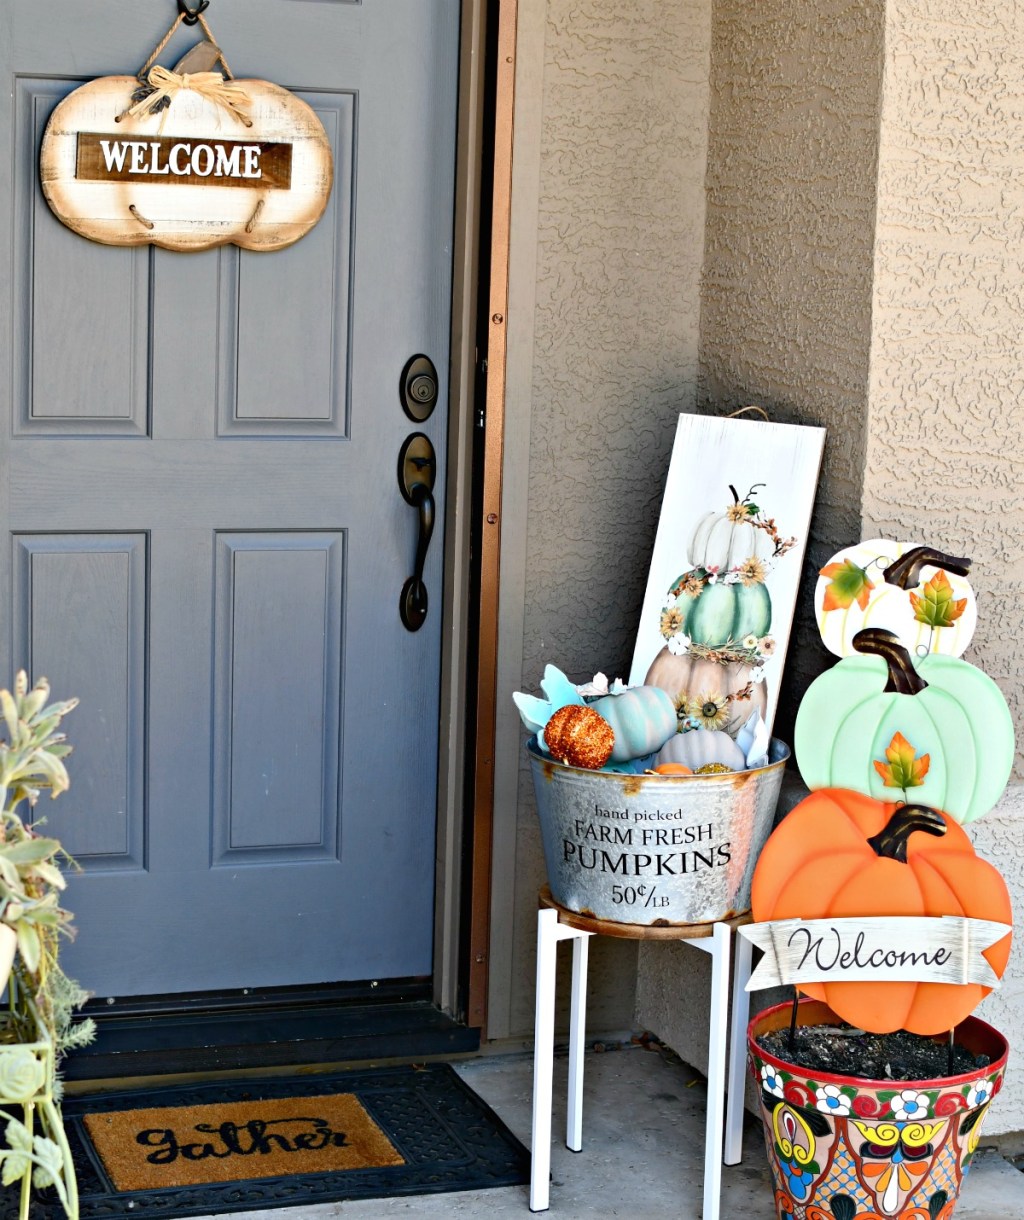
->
[40,4,333,252]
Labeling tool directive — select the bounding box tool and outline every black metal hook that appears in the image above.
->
[178,0,210,25]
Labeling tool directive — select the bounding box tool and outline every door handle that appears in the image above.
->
[398,433,437,631]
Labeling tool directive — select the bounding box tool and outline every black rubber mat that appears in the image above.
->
[5,1063,529,1218]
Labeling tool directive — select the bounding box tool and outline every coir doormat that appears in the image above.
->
[3,1064,528,1218]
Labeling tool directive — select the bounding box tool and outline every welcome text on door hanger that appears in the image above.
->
[75,132,294,190]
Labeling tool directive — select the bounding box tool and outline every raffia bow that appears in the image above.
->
[127,65,252,126]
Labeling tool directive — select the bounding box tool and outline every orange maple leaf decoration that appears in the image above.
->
[908,569,968,630]
[873,731,931,789]
[820,559,875,611]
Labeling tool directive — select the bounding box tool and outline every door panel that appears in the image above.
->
[1,0,459,997]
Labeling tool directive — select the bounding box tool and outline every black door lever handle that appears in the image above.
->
[398,432,437,631]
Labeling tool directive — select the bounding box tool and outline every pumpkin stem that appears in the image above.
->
[852,628,928,695]
[729,484,740,505]
[866,803,947,862]
[882,545,972,590]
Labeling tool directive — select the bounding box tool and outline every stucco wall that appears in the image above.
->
[861,0,1024,1136]
[698,0,885,742]
[635,0,1024,1141]
[491,0,713,1038]
[864,0,1024,776]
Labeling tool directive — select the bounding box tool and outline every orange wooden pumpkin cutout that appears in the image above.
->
[751,788,1012,1035]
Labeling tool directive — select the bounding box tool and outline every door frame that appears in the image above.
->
[433,0,514,1030]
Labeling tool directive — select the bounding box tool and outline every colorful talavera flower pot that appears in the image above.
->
[747,999,1008,1220]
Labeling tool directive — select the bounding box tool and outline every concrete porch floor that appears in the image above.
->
[192,1042,1023,1220]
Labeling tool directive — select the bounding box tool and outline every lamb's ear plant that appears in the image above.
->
[0,673,93,1220]
[0,672,94,1060]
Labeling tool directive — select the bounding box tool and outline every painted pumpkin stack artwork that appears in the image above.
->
[743,541,1015,1220]
[644,483,790,738]
[629,413,826,739]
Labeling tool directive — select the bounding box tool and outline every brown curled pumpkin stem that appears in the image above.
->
[852,628,928,695]
[882,546,972,590]
[866,804,947,862]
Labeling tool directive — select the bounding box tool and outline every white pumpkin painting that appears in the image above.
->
[629,413,825,738]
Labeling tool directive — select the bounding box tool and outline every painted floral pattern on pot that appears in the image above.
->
[749,1015,1007,1220]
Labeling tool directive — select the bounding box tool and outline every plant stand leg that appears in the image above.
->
[724,927,752,1166]
[692,922,730,1220]
[19,1101,34,1220]
[531,908,559,1212]
[566,930,589,1152]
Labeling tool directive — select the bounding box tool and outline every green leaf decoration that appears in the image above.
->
[820,559,875,612]
[910,570,968,629]
[1,1118,32,1186]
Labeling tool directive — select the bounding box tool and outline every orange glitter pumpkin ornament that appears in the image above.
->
[542,704,615,770]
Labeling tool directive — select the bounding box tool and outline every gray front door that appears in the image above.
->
[0,1,460,996]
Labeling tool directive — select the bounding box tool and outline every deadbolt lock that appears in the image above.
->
[400,354,439,422]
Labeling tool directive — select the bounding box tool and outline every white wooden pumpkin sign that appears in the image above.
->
[814,540,977,659]
[39,17,333,253]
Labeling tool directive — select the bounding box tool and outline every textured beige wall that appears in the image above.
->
[864,0,1024,777]
[861,0,1024,1135]
[698,0,885,743]
[636,0,1024,1140]
[501,0,713,1037]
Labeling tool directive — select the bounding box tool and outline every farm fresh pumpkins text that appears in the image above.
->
[561,808,730,883]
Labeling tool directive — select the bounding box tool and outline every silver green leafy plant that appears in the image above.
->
[0,673,93,1220]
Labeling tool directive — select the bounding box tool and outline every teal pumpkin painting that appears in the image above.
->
[795,628,1014,825]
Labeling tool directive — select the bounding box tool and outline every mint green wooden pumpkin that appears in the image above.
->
[795,629,1014,825]
[590,686,677,764]
[668,574,771,649]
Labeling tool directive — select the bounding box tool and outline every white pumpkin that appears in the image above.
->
[688,491,775,570]
[814,539,977,659]
[654,730,745,772]
[40,71,333,252]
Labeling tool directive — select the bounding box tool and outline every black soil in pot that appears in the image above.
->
[757,1023,991,1081]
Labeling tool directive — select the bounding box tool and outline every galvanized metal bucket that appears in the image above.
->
[527,736,790,926]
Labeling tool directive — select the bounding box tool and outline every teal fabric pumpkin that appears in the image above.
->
[795,628,1014,825]
[668,576,771,648]
[655,729,745,772]
[590,686,677,764]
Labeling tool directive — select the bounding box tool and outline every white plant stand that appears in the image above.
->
[530,887,754,1220]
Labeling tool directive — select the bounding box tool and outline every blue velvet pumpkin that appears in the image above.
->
[590,686,677,764]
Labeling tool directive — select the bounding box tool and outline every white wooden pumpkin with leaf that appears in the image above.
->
[814,540,977,658]
[40,36,333,252]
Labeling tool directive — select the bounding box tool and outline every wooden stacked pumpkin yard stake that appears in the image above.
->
[742,542,1014,1220]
